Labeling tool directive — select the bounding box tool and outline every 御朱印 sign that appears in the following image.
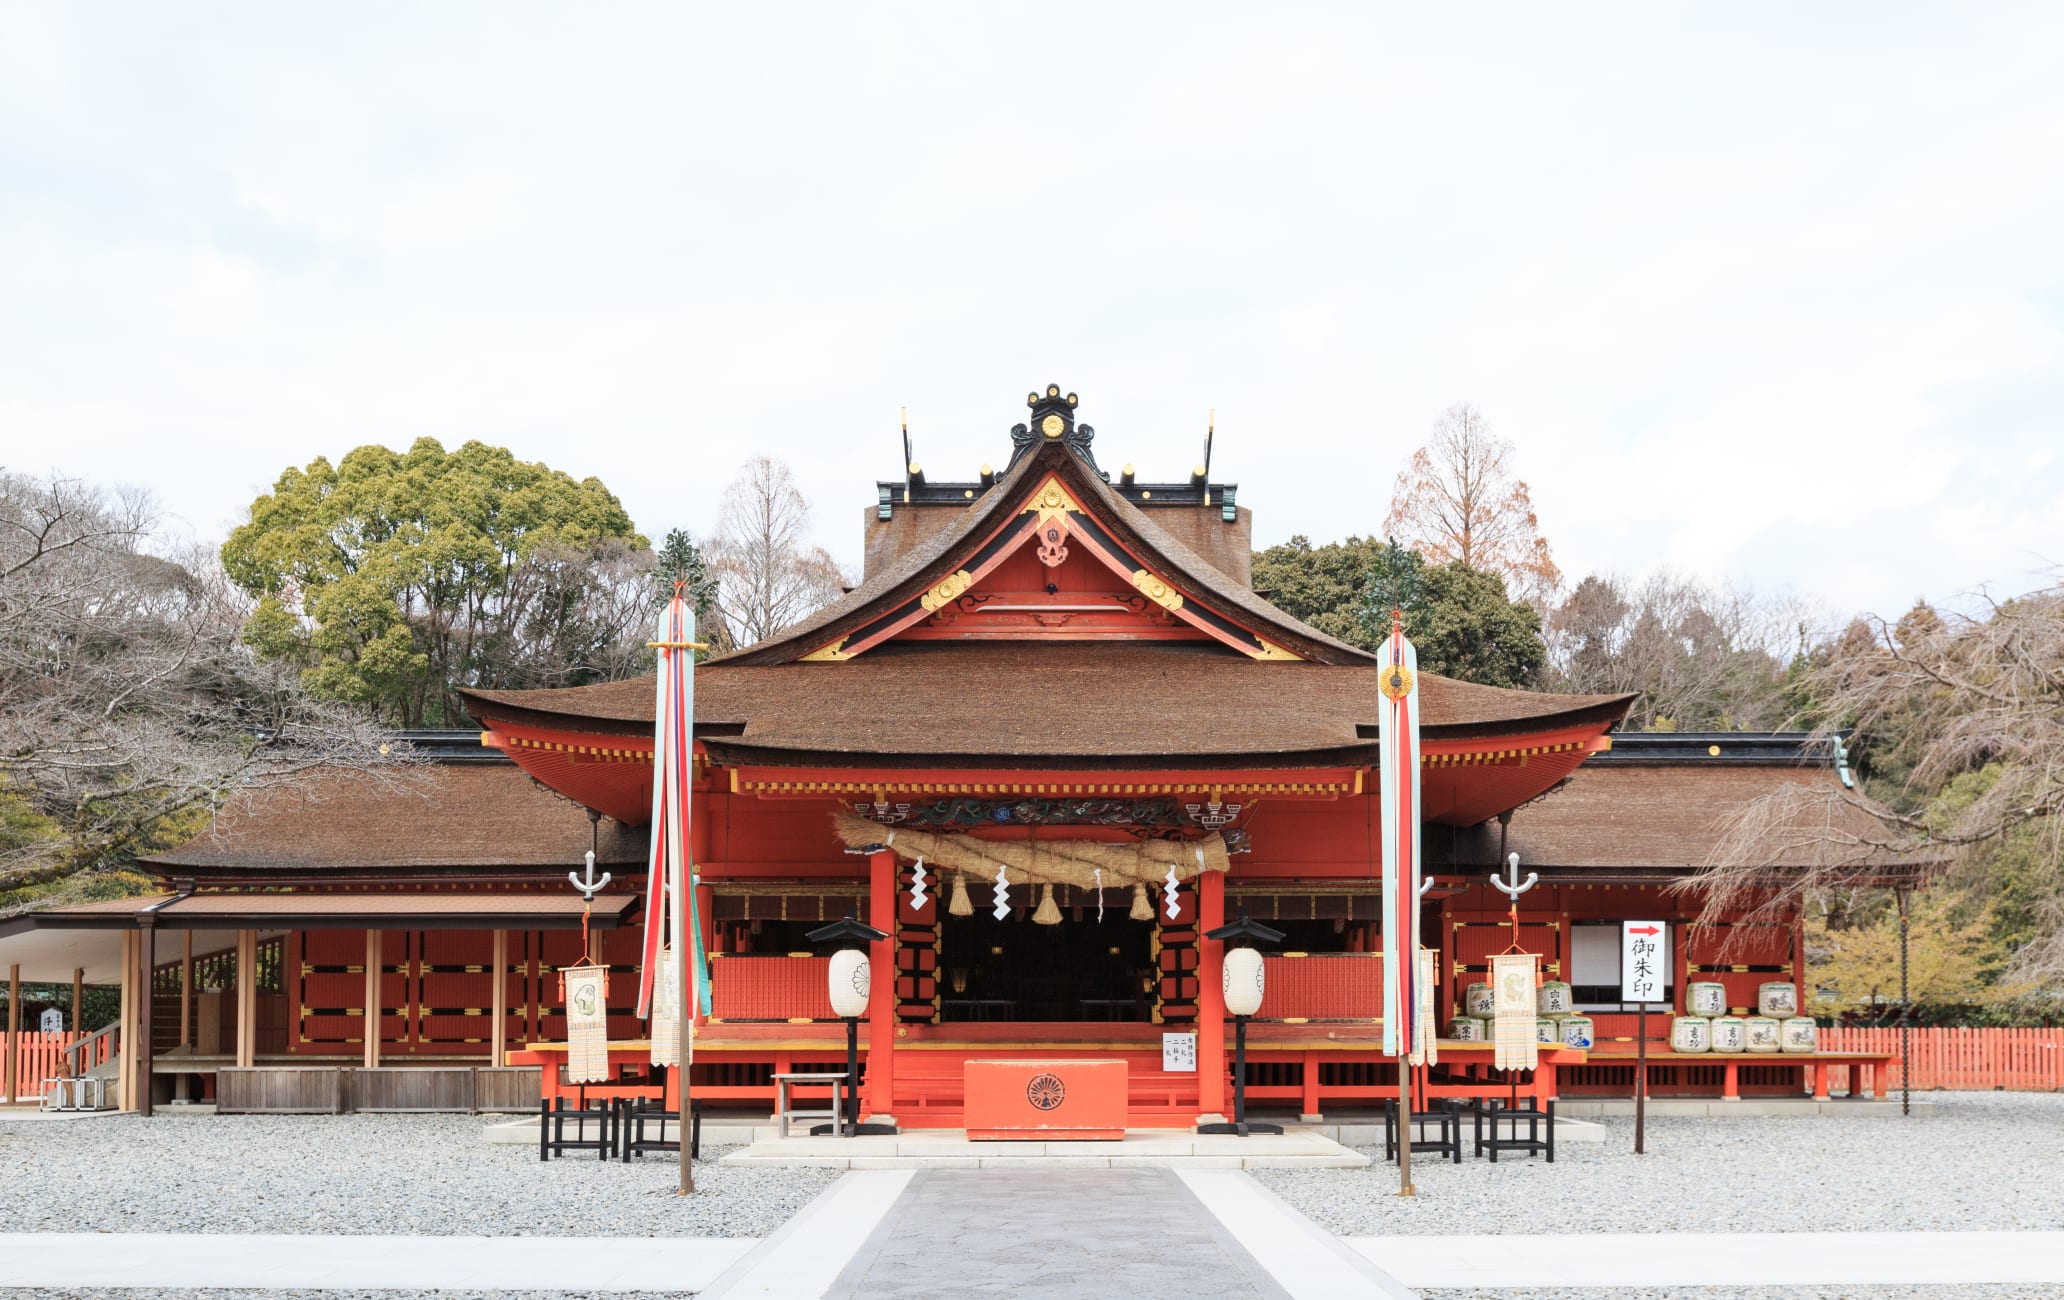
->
[1620,921,1670,1003]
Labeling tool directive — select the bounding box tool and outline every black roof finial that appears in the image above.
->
[1007,384,1101,475]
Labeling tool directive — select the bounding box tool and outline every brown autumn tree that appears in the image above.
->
[1383,403,1562,609]
[706,456,847,649]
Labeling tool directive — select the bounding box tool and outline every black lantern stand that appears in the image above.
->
[1197,909,1287,1137]
[805,911,896,1136]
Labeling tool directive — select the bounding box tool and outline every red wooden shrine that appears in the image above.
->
[27,386,1917,1117]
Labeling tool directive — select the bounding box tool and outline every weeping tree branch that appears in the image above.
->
[1675,577,2064,984]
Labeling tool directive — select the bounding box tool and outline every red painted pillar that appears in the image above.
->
[1197,870,1227,1118]
[865,848,897,1120]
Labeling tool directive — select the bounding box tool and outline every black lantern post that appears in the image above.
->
[1199,909,1287,1137]
[805,911,895,1136]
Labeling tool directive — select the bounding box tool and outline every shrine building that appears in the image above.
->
[0,386,1919,1120]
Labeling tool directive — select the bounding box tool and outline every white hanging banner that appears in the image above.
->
[562,964,610,1083]
[649,948,681,1068]
[1491,951,1539,1072]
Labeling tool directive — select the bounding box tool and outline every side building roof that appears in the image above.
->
[144,759,644,879]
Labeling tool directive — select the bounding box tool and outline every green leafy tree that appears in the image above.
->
[1251,534,1544,687]
[223,439,646,726]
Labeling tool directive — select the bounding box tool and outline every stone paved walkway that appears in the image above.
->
[824,1169,1290,1299]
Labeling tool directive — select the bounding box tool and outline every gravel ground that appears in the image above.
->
[0,1112,836,1237]
[1256,1091,2064,1237]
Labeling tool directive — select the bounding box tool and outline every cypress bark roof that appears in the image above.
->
[460,433,1634,760]
[146,763,644,874]
[465,641,1634,764]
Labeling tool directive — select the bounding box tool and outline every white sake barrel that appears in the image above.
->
[1710,1016,1748,1052]
[1558,1015,1594,1049]
[1535,1017,1563,1044]
[1536,981,1574,1016]
[1463,982,1496,1018]
[1780,1017,1818,1053]
[1447,1016,1487,1042]
[1686,982,1727,1017]
[1744,1017,1782,1053]
[1758,982,1799,1018]
[1670,1016,1711,1053]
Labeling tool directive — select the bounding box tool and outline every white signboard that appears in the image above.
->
[1621,921,1669,1003]
[40,1008,63,1034]
[1161,1032,1197,1073]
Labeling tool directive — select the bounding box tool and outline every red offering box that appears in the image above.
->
[964,1059,1127,1140]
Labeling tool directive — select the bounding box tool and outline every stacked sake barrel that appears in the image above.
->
[1673,982,1816,1053]
[1534,980,1591,1049]
[1449,981,1494,1041]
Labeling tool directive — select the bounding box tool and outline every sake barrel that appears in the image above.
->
[1744,1016,1782,1053]
[1780,1017,1819,1053]
[1710,1016,1748,1053]
[1537,981,1574,1016]
[1670,1016,1712,1053]
[1686,982,1728,1017]
[1535,1017,1563,1044]
[1463,982,1496,1019]
[1558,1015,1595,1049]
[1447,1016,1487,1042]
[1757,982,1799,1018]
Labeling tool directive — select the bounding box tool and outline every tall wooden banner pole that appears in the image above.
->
[1377,611,1421,1199]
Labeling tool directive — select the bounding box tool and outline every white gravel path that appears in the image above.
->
[0,1112,836,1238]
[1255,1091,2064,1238]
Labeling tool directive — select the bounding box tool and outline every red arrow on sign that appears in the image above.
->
[1628,925,1662,936]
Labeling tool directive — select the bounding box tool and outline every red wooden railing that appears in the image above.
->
[1819,1027,2064,1092]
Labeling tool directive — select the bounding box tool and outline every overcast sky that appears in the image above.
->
[4,5,2059,624]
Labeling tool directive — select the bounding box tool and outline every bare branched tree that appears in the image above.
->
[1544,571,1806,730]
[1383,404,1562,609]
[706,456,846,648]
[0,470,413,911]
[1678,579,2064,987]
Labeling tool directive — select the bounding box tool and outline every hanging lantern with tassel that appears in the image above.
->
[948,871,973,917]
[1129,882,1153,922]
[1033,883,1062,925]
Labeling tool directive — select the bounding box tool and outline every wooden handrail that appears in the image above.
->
[64,1024,118,1076]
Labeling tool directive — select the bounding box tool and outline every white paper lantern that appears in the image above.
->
[1222,946,1265,1017]
[829,948,871,1019]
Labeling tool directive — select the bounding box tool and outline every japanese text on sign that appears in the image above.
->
[1620,921,1669,1003]
[1161,1032,1197,1073]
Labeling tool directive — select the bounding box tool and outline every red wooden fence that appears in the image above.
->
[1819,1027,2064,1092]
[5,1032,98,1099]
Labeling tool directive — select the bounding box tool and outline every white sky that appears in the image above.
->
[3,5,2059,624]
